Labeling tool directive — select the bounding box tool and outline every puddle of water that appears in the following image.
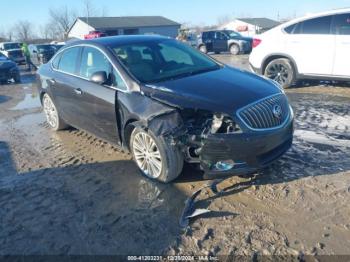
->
[10,93,41,110]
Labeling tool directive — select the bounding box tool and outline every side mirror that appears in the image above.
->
[90,71,108,85]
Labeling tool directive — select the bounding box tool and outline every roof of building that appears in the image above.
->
[76,16,181,30]
[237,18,280,28]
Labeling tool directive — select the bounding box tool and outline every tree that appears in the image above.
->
[217,15,232,26]
[14,20,33,42]
[49,5,77,40]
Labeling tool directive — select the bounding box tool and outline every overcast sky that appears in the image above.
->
[0,0,349,30]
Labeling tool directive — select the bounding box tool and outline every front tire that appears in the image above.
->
[229,44,240,55]
[130,127,183,183]
[14,73,21,83]
[42,93,68,131]
[264,58,296,88]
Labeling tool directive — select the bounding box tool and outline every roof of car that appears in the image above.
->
[67,35,172,47]
[280,8,350,28]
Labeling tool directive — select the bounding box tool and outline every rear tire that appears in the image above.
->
[264,58,296,88]
[229,44,240,55]
[130,127,184,183]
[199,45,207,54]
[42,93,68,131]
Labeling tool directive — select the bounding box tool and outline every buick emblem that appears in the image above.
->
[272,104,282,118]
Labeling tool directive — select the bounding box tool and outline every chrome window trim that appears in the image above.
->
[236,93,292,132]
[50,44,130,93]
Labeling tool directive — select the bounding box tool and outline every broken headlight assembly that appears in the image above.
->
[207,113,242,135]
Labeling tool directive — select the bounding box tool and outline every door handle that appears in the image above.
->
[48,78,56,85]
[74,88,82,95]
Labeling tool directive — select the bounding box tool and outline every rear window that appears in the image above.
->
[332,13,350,35]
[302,15,332,34]
[285,16,332,35]
[58,47,80,74]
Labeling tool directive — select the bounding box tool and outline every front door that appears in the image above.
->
[332,13,350,77]
[73,46,125,144]
[213,32,228,52]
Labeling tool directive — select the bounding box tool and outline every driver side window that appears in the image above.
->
[79,47,111,79]
[79,46,127,90]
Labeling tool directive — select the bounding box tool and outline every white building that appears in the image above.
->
[68,16,181,39]
[219,18,280,36]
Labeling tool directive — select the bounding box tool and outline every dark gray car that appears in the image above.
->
[36,35,293,183]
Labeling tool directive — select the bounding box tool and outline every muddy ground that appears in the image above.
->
[0,56,350,257]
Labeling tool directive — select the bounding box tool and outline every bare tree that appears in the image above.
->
[6,27,14,41]
[14,20,33,42]
[82,0,108,17]
[217,15,232,26]
[49,6,77,40]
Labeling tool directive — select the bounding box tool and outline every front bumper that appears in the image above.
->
[200,118,294,179]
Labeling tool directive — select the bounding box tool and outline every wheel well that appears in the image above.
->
[229,43,239,48]
[123,119,138,150]
[39,91,46,105]
[262,55,298,75]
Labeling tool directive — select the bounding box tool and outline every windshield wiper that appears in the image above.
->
[148,66,220,83]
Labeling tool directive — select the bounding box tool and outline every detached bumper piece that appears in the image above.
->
[200,120,293,179]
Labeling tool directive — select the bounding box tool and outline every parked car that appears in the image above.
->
[249,8,350,88]
[84,30,107,39]
[197,30,252,55]
[0,53,21,83]
[0,42,25,64]
[28,44,56,66]
[37,35,293,183]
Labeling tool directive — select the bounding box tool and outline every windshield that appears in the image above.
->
[3,43,21,50]
[37,45,55,53]
[110,39,220,83]
[224,30,242,38]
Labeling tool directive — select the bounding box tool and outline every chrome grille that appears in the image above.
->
[237,94,290,130]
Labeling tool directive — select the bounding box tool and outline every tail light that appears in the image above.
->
[252,38,262,48]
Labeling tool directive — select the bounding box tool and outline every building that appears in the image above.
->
[68,16,181,39]
[219,18,280,36]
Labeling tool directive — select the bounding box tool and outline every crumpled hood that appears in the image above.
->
[142,66,282,115]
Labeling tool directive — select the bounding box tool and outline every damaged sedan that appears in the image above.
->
[36,35,294,183]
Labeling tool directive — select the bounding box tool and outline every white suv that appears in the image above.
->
[249,8,350,88]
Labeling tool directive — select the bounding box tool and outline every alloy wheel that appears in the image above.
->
[132,132,162,178]
[266,63,289,85]
[43,95,58,129]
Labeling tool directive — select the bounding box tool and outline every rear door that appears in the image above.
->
[49,46,83,126]
[332,13,350,77]
[284,15,335,75]
[73,46,126,144]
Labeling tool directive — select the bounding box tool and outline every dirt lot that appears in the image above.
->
[1,56,350,257]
